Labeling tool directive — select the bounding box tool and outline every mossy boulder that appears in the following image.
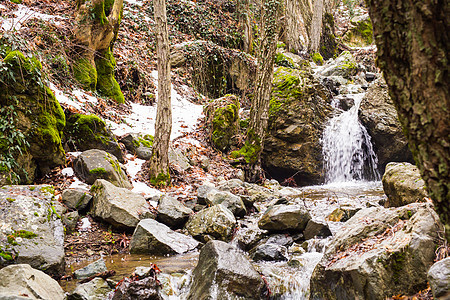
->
[316,51,358,79]
[343,14,374,47]
[73,57,97,91]
[119,133,153,160]
[0,50,65,183]
[262,66,333,185]
[64,113,123,162]
[204,94,240,152]
[95,49,125,104]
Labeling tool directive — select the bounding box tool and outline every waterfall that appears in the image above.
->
[322,93,380,183]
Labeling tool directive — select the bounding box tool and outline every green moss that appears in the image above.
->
[4,51,42,74]
[40,186,55,195]
[76,193,87,208]
[65,113,115,149]
[6,197,15,203]
[7,229,37,245]
[211,99,240,152]
[311,52,324,65]
[390,251,407,284]
[132,135,154,148]
[34,212,39,217]
[0,249,13,261]
[276,42,286,48]
[150,171,171,187]
[89,167,107,175]
[230,130,261,164]
[344,18,373,47]
[29,186,36,191]
[73,57,97,91]
[275,53,295,68]
[10,0,22,4]
[104,0,115,15]
[92,1,108,25]
[95,49,125,103]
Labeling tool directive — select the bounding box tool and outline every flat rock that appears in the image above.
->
[156,195,192,229]
[187,240,267,299]
[61,188,92,211]
[130,219,199,255]
[0,264,65,300]
[74,149,132,189]
[74,258,108,280]
[204,188,247,217]
[90,179,154,229]
[68,277,113,300]
[258,204,311,232]
[0,185,65,275]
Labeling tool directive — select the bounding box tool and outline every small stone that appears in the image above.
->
[73,258,108,280]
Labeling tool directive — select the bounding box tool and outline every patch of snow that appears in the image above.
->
[124,154,146,178]
[72,89,99,104]
[61,167,74,177]
[79,217,91,232]
[132,181,162,201]
[124,0,144,6]
[68,151,82,157]
[1,4,64,31]
[50,83,84,111]
[69,177,89,190]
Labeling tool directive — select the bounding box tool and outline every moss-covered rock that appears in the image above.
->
[262,66,333,185]
[204,94,240,152]
[319,12,338,60]
[64,113,123,162]
[343,15,374,47]
[95,49,125,104]
[73,57,97,91]
[0,50,65,181]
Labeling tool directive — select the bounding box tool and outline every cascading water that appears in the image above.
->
[322,93,380,183]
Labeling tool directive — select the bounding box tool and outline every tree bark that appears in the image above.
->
[238,0,253,53]
[367,0,449,241]
[244,0,282,182]
[149,0,172,186]
[309,0,324,52]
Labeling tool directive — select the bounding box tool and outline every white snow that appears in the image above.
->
[61,167,74,177]
[69,177,89,190]
[1,4,64,31]
[50,83,99,111]
[124,0,144,6]
[79,217,91,231]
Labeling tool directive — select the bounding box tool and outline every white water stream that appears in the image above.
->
[322,93,380,183]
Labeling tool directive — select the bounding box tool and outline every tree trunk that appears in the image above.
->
[367,0,449,241]
[309,0,324,52]
[148,0,172,187]
[73,0,124,103]
[244,0,282,182]
[238,0,253,53]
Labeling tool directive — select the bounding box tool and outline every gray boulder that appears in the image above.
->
[74,149,132,189]
[428,257,450,299]
[0,264,65,300]
[382,162,428,207]
[90,179,154,229]
[310,203,444,300]
[61,188,92,211]
[304,219,332,240]
[196,183,216,205]
[185,205,236,242]
[187,240,267,300]
[73,258,108,280]
[130,219,199,255]
[62,211,79,232]
[359,79,413,171]
[204,188,247,218]
[68,277,113,300]
[119,133,153,160]
[0,185,65,275]
[258,205,311,232]
[169,148,191,173]
[250,243,289,262]
[156,196,193,229]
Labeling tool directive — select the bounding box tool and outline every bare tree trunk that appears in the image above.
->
[73,0,124,103]
[238,0,253,53]
[309,0,324,52]
[149,0,172,187]
[368,0,449,241]
[243,0,282,182]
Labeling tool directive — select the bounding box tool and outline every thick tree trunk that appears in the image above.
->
[367,0,449,241]
[148,0,172,187]
[309,0,324,51]
[244,0,282,182]
[73,0,124,103]
[238,0,253,53]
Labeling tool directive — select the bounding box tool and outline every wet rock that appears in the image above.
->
[130,219,199,255]
[263,66,333,185]
[337,96,354,111]
[365,72,376,81]
[185,204,236,242]
[74,149,132,189]
[327,206,361,222]
[65,113,124,162]
[119,133,154,160]
[233,227,266,251]
[62,210,79,232]
[112,276,162,300]
[68,278,113,300]
[359,79,413,171]
[0,185,65,275]
[90,179,154,229]
[74,258,107,280]
[203,188,247,218]
[0,264,65,300]
[317,51,358,79]
[196,183,215,205]
[250,243,289,262]
[187,240,267,300]
[428,257,450,299]
[258,204,311,232]
[62,188,92,211]
[264,233,295,247]
[156,195,193,229]
[304,219,332,240]
[310,203,444,300]
[382,162,428,207]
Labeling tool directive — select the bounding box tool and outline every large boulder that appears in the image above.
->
[310,203,444,299]
[359,79,413,171]
[0,185,65,275]
[258,204,311,232]
[342,14,374,47]
[119,133,154,160]
[68,277,113,300]
[90,179,154,229]
[428,257,450,299]
[65,113,124,162]
[0,51,65,184]
[61,188,92,211]
[130,219,199,255]
[203,188,247,218]
[185,205,236,242]
[317,51,358,79]
[204,94,240,152]
[156,195,193,229]
[74,149,133,189]
[0,264,65,300]
[382,162,428,207]
[187,240,267,300]
[262,66,333,185]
